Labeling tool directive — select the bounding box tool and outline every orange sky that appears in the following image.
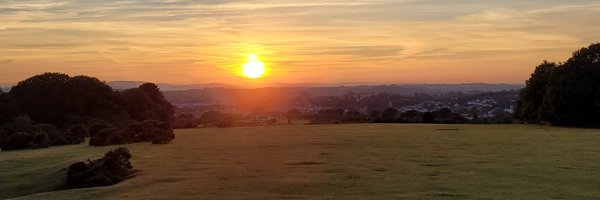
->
[1,1,600,86]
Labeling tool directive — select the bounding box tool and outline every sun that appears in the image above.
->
[242,54,266,79]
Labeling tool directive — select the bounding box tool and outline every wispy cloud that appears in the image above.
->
[0,0,599,84]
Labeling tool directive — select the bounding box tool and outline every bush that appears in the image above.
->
[67,147,134,188]
[33,132,50,148]
[4,132,34,150]
[70,124,89,138]
[90,127,121,146]
[89,120,174,146]
[173,114,199,129]
[89,122,113,137]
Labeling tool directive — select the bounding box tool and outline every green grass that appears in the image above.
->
[2,124,600,199]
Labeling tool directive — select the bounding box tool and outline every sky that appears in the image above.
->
[1,0,600,86]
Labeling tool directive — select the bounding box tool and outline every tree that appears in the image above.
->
[379,108,398,122]
[0,89,20,124]
[369,110,380,121]
[199,111,223,125]
[514,61,556,123]
[284,109,302,123]
[422,112,435,123]
[9,73,114,125]
[541,43,600,126]
[116,83,174,123]
[515,43,600,127]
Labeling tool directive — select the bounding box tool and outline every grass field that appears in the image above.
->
[2,124,600,199]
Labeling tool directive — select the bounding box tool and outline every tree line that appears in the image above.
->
[515,43,600,127]
[0,73,176,150]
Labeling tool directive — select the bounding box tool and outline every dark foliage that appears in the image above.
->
[89,122,113,137]
[115,83,175,123]
[3,132,34,150]
[515,43,600,127]
[514,61,556,123]
[173,114,200,129]
[0,90,21,124]
[422,112,435,123]
[284,109,303,123]
[198,110,223,125]
[371,108,468,124]
[0,73,176,150]
[9,73,115,126]
[379,108,399,122]
[0,117,86,150]
[67,147,134,188]
[89,120,174,146]
[4,73,174,126]
[217,114,236,128]
[309,109,345,124]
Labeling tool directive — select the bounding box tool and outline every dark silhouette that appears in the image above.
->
[89,120,174,146]
[371,108,468,124]
[379,108,399,122]
[515,61,556,124]
[284,109,303,123]
[67,147,134,188]
[173,114,200,129]
[309,109,345,124]
[10,73,115,126]
[0,73,176,150]
[116,83,175,123]
[515,43,600,127]
[0,89,21,124]
[198,110,224,125]
[422,112,435,123]
[0,116,87,150]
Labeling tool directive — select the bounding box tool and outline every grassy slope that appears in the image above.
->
[2,124,600,199]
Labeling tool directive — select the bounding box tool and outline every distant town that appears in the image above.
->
[158,84,521,126]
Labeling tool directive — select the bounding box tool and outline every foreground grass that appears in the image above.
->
[2,124,600,199]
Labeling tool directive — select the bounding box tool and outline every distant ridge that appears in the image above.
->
[107,81,234,91]
[108,81,523,92]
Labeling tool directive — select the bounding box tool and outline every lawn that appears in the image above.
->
[2,124,600,199]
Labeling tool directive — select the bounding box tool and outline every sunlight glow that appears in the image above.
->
[242,54,266,79]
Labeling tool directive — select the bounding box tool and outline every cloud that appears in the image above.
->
[1,0,599,84]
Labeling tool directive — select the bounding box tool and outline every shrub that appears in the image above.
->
[69,124,89,138]
[90,127,121,146]
[67,147,134,188]
[89,122,113,137]
[4,132,34,150]
[33,132,50,148]
[89,120,174,146]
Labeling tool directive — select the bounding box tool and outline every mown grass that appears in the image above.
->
[2,124,600,199]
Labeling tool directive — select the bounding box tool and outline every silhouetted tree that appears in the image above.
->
[173,114,199,129]
[9,73,114,125]
[67,147,134,188]
[514,61,556,123]
[116,83,174,123]
[284,109,303,123]
[0,89,20,124]
[369,110,380,121]
[2,73,177,150]
[542,44,600,126]
[516,43,600,127]
[199,111,223,125]
[379,108,398,122]
[422,112,435,123]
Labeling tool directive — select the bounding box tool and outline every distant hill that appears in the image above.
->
[162,83,524,106]
[107,81,233,91]
[109,81,523,92]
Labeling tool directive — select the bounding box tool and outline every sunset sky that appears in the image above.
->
[1,0,599,86]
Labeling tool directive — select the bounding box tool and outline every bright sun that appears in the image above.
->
[242,54,266,79]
